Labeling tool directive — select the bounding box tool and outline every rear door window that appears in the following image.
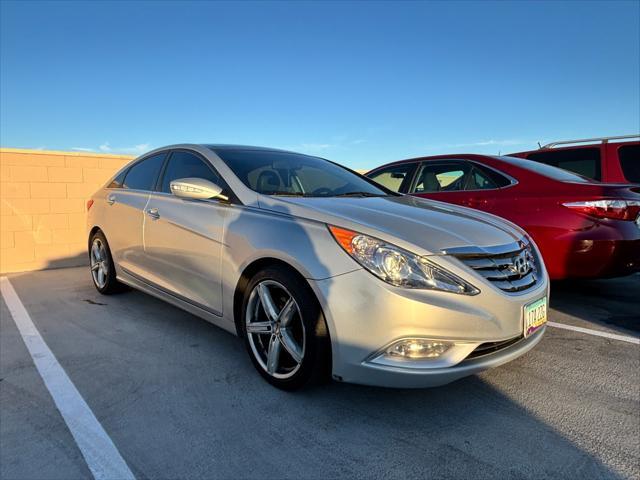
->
[107,169,127,189]
[412,162,470,193]
[123,153,166,191]
[465,164,512,190]
[367,163,416,192]
[525,148,601,180]
[618,144,640,183]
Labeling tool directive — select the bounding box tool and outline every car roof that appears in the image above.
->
[368,153,500,172]
[203,144,300,154]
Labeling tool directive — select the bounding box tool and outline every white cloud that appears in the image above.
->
[278,143,334,153]
[278,135,368,154]
[420,139,532,152]
[120,143,151,154]
[446,139,526,148]
[299,143,332,151]
[71,142,151,155]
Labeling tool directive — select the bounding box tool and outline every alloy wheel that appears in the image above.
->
[90,237,109,289]
[245,280,306,379]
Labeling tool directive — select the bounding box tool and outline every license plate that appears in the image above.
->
[524,297,547,337]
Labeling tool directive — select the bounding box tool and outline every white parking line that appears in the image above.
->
[0,277,136,480]
[548,321,640,345]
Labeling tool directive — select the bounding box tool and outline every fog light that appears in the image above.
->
[385,339,452,359]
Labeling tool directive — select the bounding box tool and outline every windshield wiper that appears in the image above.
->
[333,192,386,197]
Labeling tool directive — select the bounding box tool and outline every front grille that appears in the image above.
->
[465,335,524,360]
[448,240,539,293]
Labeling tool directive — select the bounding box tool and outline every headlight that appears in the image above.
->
[328,226,479,295]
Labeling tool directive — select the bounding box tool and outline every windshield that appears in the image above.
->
[497,156,595,183]
[214,149,394,197]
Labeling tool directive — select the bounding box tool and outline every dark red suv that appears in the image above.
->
[367,154,640,280]
[509,135,639,184]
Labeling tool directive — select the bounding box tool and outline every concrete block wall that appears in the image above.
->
[0,148,134,273]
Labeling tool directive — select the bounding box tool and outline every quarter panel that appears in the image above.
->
[93,189,149,276]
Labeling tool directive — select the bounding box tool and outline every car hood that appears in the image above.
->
[257,195,524,256]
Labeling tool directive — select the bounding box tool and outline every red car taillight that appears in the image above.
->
[86,199,94,211]
[562,199,640,221]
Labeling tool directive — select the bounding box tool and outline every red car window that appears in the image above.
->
[412,162,469,193]
[368,162,416,192]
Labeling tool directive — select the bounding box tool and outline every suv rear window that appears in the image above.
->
[525,147,601,180]
[618,144,639,183]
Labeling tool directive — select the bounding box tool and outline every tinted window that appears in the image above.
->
[368,163,415,192]
[466,164,512,190]
[413,162,470,193]
[123,153,166,191]
[498,156,594,183]
[161,151,224,194]
[618,144,640,183]
[525,148,601,180]
[107,169,127,189]
[214,149,392,197]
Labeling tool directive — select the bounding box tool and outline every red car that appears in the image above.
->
[509,135,639,184]
[366,154,640,280]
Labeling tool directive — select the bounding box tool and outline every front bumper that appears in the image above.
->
[351,327,545,388]
[309,263,549,388]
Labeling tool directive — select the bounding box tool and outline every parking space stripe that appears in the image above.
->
[548,321,640,345]
[0,277,136,480]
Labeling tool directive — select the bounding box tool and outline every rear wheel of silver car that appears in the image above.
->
[89,231,124,295]
[241,266,330,390]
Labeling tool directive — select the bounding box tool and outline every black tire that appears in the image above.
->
[240,266,331,390]
[88,230,126,295]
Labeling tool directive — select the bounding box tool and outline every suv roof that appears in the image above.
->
[537,134,638,150]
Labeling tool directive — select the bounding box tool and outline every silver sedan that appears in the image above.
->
[86,144,549,389]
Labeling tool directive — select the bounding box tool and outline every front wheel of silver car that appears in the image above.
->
[241,266,330,390]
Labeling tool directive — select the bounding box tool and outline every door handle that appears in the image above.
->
[146,208,160,220]
[107,195,116,205]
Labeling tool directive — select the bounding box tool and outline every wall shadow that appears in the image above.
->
[1,251,87,276]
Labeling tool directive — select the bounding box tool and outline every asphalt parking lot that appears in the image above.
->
[1,267,638,480]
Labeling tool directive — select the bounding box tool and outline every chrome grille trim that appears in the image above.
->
[448,239,539,293]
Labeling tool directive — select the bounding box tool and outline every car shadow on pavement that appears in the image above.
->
[2,268,633,480]
[550,274,640,334]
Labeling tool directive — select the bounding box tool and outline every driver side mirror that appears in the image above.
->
[170,177,229,201]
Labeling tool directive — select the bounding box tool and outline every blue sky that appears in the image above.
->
[1,1,639,170]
